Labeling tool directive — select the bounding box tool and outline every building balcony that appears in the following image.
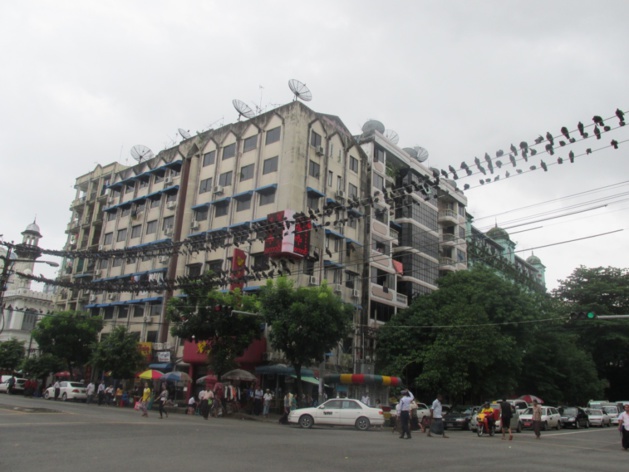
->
[438,209,459,224]
[439,256,457,271]
[66,221,80,233]
[71,196,86,208]
[440,233,457,246]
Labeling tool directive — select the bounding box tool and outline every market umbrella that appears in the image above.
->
[518,394,544,404]
[221,369,256,382]
[162,371,191,382]
[196,375,218,385]
[136,369,164,380]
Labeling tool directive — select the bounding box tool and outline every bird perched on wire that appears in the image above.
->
[509,154,517,167]
[616,108,625,126]
[578,121,587,138]
[593,115,605,127]
[594,126,601,140]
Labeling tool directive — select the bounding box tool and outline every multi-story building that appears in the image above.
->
[58,100,472,375]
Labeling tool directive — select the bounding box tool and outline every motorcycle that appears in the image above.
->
[476,411,496,437]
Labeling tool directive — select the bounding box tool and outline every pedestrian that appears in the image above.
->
[199,388,209,419]
[157,385,169,419]
[397,389,414,439]
[7,376,16,395]
[263,389,273,418]
[500,399,514,440]
[86,381,95,404]
[532,399,543,439]
[97,380,106,405]
[187,394,197,415]
[254,385,264,415]
[104,384,114,405]
[617,403,629,450]
[140,382,151,417]
[361,393,371,407]
[115,386,123,407]
[53,379,61,400]
[427,393,449,438]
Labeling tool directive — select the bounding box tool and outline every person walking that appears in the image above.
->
[86,381,95,404]
[53,380,61,400]
[617,403,629,450]
[532,400,543,439]
[398,389,414,439]
[254,385,264,415]
[140,382,151,417]
[157,385,169,419]
[427,393,449,438]
[263,389,273,418]
[500,399,514,440]
[97,380,106,405]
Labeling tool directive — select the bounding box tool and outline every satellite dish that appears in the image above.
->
[403,147,418,159]
[414,146,429,162]
[361,120,386,134]
[288,79,312,102]
[384,129,400,145]
[130,145,154,163]
[232,99,255,120]
[178,128,192,139]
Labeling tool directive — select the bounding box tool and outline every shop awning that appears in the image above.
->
[290,375,327,387]
[149,363,173,372]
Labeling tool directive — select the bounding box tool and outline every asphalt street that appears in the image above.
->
[0,395,627,472]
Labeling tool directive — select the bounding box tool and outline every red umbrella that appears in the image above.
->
[55,371,71,378]
[518,394,544,404]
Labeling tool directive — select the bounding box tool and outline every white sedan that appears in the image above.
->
[585,408,611,427]
[519,406,562,430]
[44,381,87,401]
[288,398,384,431]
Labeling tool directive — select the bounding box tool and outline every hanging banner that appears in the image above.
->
[230,248,247,291]
[264,209,310,257]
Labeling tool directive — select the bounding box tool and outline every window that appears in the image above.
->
[218,171,233,187]
[118,305,128,319]
[146,220,157,234]
[327,171,333,187]
[307,195,319,210]
[240,164,254,181]
[106,211,116,222]
[207,259,223,275]
[349,183,358,199]
[194,207,209,221]
[345,272,357,289]
[103,232,113,245]
[162,216,174,231]
[132,305,144,318]
[199,177,213,194]
[236,196,252,212]
[350,156,359,173]
[222,143,236,160]
[259,190,275,206]
[215,201,229,217]
[135,202,145,214]
[116,228,127,242]
[187,263,202,277]
[373,173,385,191]
[375,148,385,163]
[121,206,131,217]
[138,179,148,189]
[266,126,281,145]
[150,196,161,208]
[112,257,123,267]
[243,135,258,152]
[337,176,343,192]
[154,173,164,184]
[252,253,269,271]
[125,184,134,194]
[263,156,278,174]
[131,225,141,239]
[309,160,320,178]
[203,150,216,167]
[310,131,322,147]
[166,193,176,204]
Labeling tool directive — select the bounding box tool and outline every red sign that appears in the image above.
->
[230,248,247,291]
[264,209,310,257]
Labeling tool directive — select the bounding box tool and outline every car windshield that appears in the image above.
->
[522,408,533,415]
[562,407,577,415]
[603,407,617,414]
[588,409,602,415]
[68,382,84,388]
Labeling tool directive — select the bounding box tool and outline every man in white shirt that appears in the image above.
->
[427,393,448,438]
[361,394,371,407]
[86,382,95,403]
[618,403,629,450]
[398,389,414,439]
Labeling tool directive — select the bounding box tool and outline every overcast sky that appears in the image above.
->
[1,0,628,291]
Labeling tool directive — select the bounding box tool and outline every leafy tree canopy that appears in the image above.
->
[0,338,25,372]
[31,311,103,379]
[90,326,144,380]
[20,353,65,380]
[167,281,261,376]
[259,277,353,397]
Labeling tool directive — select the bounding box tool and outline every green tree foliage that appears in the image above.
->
[90,326,144,380]
[553,266,629,400]
[20,353,64,380]
[0,338,25,372]
[167,282,261,377]
[377,267,559,403]
[259,277,353,398]
[31,311,103,379]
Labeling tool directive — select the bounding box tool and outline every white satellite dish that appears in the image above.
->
[384,129,400,145]
[178,128,192,139]
[130,145,154,163]
[232,99,255,120]
[414,146,429,162]
[288,79,312,102]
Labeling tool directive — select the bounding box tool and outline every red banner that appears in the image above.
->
[230,248,247,291]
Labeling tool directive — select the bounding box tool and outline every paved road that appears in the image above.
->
[1,395,627,472]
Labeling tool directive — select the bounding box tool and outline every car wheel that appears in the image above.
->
[44,391,50,400]
[299,415,314,429]
[61,393,68,401]
[355,417,371,431]
[556,421,561,430]
[542,421,548,431]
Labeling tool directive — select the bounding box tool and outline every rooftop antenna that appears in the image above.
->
[178,128,192,139]
[288,79,312,102]
[232,99,255,121]
[130,145,154,163]
[414,146,429,162]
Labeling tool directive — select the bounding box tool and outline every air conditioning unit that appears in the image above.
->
[164,226,174,236]
[213,185,224,194]
[333,284,342,293]
[352,289,360,298]
[166,201,176,210]
[89,294,97,302]
[316,146,324,156]
[98,244,104,250]
[143,315,152,324]
[159,256,169,263]
[336,190,346,199]
[107,293,117,301]
[308,275,318,286]
[190,220,199,230]
[165,175,173,184]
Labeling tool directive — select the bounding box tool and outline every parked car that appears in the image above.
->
[0,377,27,394]
[519,406,562,430]
[44,381,87,402]
[559,406,589,429]
[585,408,611,427]
[444,407,475,430]
[603,405,620,425]
[288,398,384,430]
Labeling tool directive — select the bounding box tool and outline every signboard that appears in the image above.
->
[137,342,152,362]
[157,351,171,363]
[264,209,310,257]
[230,248,247,291]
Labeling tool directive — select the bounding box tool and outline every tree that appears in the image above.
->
[259,277,353,399]
[91,326,144,380]
[553,266,629,399]
[167,280,261,377]
[20,353,64,382]
[376,266,550,404]
[31,311,103,379]
[0,338,25,372]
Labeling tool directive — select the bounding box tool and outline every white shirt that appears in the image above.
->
[399,391,415,412]
[361,395,370,406]
[618,411,629,431]
[86,383,95,395]
[431,398,443,419]
[263,392,273,402]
